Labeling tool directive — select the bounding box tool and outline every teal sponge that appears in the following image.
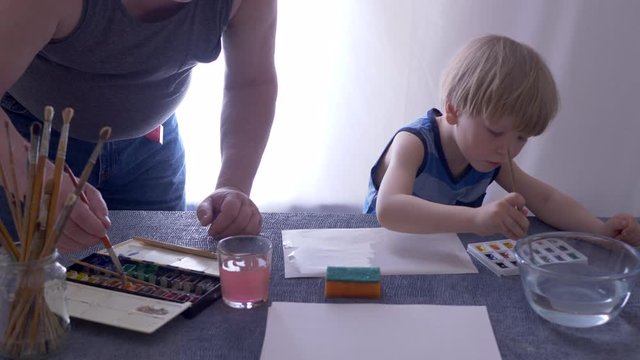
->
[325,266,381,298]
[326,266,381,282]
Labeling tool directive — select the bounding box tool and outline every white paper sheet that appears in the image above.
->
[282,228,478,277]
[260,302,502,360]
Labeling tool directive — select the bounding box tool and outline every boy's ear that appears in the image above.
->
[444,102,459,125]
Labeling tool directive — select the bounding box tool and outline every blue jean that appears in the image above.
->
[0,93,186,238]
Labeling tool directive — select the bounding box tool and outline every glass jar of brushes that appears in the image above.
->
[0,249,70,359]
[0,105,108,358]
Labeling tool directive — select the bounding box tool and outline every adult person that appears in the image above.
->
[0,0,277,252]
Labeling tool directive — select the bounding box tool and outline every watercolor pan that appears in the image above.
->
[65,238,222,333]
[466,239,587,277]
[66,253,221,319]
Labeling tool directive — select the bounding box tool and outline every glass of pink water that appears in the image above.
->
[217,235,273,309]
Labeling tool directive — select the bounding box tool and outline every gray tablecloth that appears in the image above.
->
[48,211,639,360]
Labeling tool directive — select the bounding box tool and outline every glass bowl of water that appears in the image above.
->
[515,232,640,328]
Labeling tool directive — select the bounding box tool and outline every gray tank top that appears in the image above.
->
[9,0,232,141]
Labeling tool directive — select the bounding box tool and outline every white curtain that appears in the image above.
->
[178,0,640,216]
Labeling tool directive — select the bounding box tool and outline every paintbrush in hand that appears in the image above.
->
[40,127,126,286]
[505,148,523,212]
[63,163,128,286]
[41,127,112,250]
[506,148,517,194]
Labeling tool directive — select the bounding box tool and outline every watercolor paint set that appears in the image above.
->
[466,238,587,277]
[65,237,221,333]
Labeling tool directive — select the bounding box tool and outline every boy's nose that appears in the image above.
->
[495,142,509,157]
[497,139,518,158]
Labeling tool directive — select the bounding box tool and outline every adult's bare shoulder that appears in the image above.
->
[52,0,84,40]
[227,0,276,30]
[0,0,82,92]
[229,0,242,19]
[223,0,277,85]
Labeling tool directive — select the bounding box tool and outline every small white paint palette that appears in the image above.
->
[466,239,587,277]
[467,240,520,276]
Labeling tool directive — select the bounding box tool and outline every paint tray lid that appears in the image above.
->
[99,237,219,276]
[67,282,191,334]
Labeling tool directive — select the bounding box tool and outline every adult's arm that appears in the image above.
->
[0,0,109,252]
[197,0,278,238]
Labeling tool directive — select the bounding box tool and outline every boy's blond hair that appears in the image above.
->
[441,34,559,136]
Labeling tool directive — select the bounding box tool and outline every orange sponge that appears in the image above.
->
[324,266,381,299]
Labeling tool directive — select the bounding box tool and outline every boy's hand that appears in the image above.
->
[604,213,640,247]
[474,193,529,240]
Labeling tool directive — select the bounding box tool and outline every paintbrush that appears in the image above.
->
[2,120,23,238]
[21,123,41,261]
[26,108,52,246]
[506,148,517,195]
[46,107,72,236]
[102,241,127,286]
[505,147,526,215]
[0,221,19,260]
[133,236,217,259]
[42,127,111,253]
[63,160,128,286]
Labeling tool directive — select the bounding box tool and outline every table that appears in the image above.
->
[51,211,639,360]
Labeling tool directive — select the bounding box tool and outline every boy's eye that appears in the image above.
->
[517,135,528,142]
[488,128,504,136]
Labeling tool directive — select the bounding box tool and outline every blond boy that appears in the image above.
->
[364,34,640,245]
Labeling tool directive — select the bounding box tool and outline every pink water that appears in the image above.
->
[220,256,270,306]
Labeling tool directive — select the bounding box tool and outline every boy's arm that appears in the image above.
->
[606,214,640,246]
[499,163,640,246]
[497,161,607,234]
[376,132,528,238]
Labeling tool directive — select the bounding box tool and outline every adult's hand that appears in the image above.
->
[197,186,262,239]
[56,179,110,253]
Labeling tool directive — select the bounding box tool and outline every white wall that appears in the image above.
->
[178,0,640,216]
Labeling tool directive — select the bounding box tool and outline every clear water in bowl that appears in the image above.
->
[522,263,631,328]
[516,232,640,328]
